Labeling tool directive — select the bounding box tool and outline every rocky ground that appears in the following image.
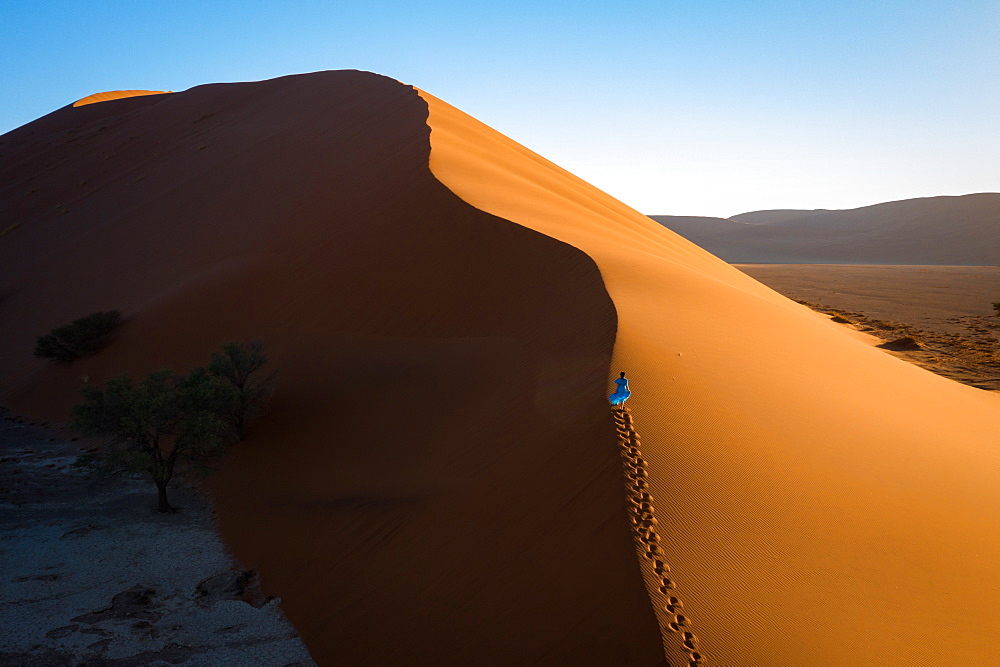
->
[0,408,315,666]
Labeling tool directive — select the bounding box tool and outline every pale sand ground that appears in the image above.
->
[0,410,314,666]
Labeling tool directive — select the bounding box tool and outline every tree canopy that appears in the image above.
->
[72,340,276,512]
[73,368,234,512]
[208,338,276,439]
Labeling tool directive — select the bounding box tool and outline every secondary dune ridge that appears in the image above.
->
[0,72,665,664]
[72,90,172,107]
[420,88,1000,664]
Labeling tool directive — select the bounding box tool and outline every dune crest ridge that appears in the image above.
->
[419,88,1000,665]
[73,90,172,107]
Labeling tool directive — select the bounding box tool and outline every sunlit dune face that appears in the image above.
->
[72,90,171,107]
[417,86,1000,666]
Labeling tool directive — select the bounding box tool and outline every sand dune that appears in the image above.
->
[4,70,1000,665]
[420,89,1000,664]
[652,193,1000,264]
[0,71,662,665]
[73,90,172,107]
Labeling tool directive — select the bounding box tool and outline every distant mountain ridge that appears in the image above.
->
[730,209,831,225]
[651,193,1000,264]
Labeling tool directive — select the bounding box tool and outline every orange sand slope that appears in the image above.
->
[0,71,663,665]
[421,89,1000,665]
[73,90,171,107]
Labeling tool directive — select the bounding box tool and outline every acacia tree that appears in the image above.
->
[73,368,235,512]
[208,339,276,439]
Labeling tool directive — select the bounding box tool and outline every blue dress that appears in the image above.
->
[609,377,630,405]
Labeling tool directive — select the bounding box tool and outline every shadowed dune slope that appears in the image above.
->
[0,71,666,665]
[652,193,1000,264]
[420,90,1000,665]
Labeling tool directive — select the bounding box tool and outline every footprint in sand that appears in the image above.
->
[614,406,704,664]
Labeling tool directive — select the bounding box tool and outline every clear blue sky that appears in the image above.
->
[2,0,997,216]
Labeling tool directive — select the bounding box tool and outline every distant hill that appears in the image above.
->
[729,209,829,225]
[652,193,1000,264]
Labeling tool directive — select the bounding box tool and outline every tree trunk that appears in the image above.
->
[155,480,174,513]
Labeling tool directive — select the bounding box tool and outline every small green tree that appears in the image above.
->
[208,339,276,439]
[73,369,236,512]
[35,310,122,362]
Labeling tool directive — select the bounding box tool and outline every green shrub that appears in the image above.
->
[34,334,78,362]
[73,368,237,513]
[34,310,122,362]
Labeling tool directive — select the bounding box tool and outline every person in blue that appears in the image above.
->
[609,371,631,406]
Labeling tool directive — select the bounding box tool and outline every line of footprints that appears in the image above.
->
[614,407,704,666]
